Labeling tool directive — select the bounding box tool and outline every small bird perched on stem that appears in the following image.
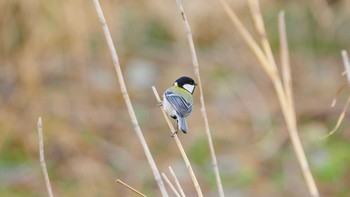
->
[162,76,197,136]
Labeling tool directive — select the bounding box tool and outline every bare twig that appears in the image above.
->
[217,1,320,196]
[91,1,168,196]
[169,166,186,197]
[162,173,181,197]
[174,1,225,196]
[116,179,147,197]
[152,86,203,197]
[37,117,54,197]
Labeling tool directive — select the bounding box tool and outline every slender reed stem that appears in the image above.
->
[277,10,319,197]
[279,11,295,123]
[152,86,203,197]
[342,50,350,84]
[37,117,54,197]
[162,173,181,197]
[216,0,276,80]
[116,179,147,197]
[169,166,186,197]
[174,0,225,196]
[216,1,320,196]
[248,0,278,74]
[91,1,168,196]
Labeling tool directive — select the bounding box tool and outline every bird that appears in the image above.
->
[162,76,197,135]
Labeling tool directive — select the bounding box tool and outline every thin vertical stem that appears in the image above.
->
[169,166,186,197]
[37,117,54,197]
[162,173,181,197]
[248,0,278,74]
[174,0,225,196]
[92,1,168,196]
[216,0,320,196]
[216,0,276,80]
[342,50,350,84]
[279,11,295,123]
[152,86,203,197]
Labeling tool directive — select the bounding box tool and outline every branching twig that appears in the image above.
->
[217,0,320,196]
[216,0,276,80]
[37,117,54,197]
[116,179,147,197]
[174,1,225,196]
[169,166,186,197]
[91,1,168,196]
[152,86,203,197]
[162,173,181,197]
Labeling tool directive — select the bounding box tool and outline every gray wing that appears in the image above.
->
[164,91,192,118]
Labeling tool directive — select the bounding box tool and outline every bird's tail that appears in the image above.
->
[177,116,188,133]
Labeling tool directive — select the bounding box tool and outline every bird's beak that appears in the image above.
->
[192,83,197,94]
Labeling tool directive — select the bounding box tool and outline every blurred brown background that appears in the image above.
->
[1,0,350,196]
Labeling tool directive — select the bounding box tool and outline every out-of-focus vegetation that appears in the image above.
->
[1,0,350,196]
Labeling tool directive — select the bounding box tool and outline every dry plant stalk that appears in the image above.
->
[152,86,203,197]
[217,0,320,196]
[342,50,350,83]
[279,11,295,120]
[37,117,54,197]
[174,0,225,196]
[322,96,350,139]
[162,173,181,197]
[116,179,147,197]
[217,0,276,80]
[91,1,168,196]
[322,50,350,138]
[169,166,186,197]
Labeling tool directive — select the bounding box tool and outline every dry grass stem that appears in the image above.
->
[330,84,348,107]
[217,0,320,196]
[322,50,350,138]
[174,0,225,196]
[116,179,147,197]
[92,1,168,196]
[279,11,295,122]
[162,173,181,197]
[248,0,278,74]
[152,86,203,197]
[322,95,350,139]
[342,50,350,83]
[37,117,54,197]
[217,0,276,80]
[169,166,186,197]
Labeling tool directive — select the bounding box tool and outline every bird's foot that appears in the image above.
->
[171,130,179,137]
[156,101,163,107]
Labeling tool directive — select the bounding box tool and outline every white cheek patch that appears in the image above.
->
[183,84,195,94]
